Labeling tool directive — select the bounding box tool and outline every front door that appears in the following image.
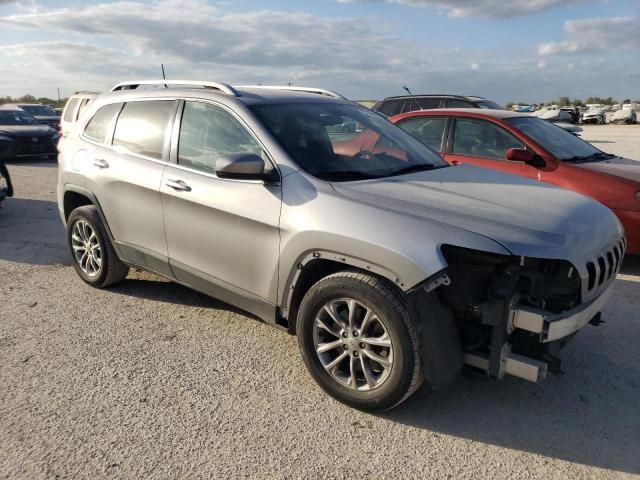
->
[444,117,539,180]
[160,100,281,320]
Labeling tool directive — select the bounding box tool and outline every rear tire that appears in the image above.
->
[297,270,423,411]
[66,205,129,288]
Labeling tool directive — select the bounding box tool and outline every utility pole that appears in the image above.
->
[57,87,61,105]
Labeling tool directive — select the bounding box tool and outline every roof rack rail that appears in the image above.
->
[236,85,346,100]
[110,80,240,97]
[73,90,100,95]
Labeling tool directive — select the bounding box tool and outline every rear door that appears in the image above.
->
[160,100,282,315]
[444,117,539,179]
[396,116,449,153]
[81,99,177,276]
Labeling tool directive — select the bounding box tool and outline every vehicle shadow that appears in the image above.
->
[110,276,261,321]
[0,197,69,266]
[620,255,640,275]
[381,276,640,474]
[4,155,58,168]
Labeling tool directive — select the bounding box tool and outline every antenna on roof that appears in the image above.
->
[403,85,422,112]
[161,64,167,88]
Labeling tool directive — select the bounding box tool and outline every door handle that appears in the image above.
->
[166,179,192,192]
[93,158,109,169]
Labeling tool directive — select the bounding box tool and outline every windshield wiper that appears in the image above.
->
[563,152,615,163]
[388,163,446,177]
[321,170,381,181]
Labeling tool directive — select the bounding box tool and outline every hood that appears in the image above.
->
[32,115,60,122]
[572,156,640,183]
[331,164,622,264]
[0,125,57,137]
[555,122,582,133]
[583,108,604,117]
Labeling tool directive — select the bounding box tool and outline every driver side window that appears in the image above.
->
[452,118,523,160]
[178,101,266,175]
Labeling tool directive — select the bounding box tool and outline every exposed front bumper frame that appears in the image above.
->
[510,284,614,343]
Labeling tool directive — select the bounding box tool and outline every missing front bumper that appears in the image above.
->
[463,285,613,383]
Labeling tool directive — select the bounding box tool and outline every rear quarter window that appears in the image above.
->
[112,100,177,160]
[83,103,122,144]
[378,100,404,116]
[63,98,79,122]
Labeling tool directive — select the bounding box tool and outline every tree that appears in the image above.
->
[558,96,570,106]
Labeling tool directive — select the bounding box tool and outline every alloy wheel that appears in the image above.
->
[71,219,102,277]
[313,298,393,391]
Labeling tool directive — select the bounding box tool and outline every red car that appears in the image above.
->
[389,109,640,254]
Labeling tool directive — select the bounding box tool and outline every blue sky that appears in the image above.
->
[0,0,638,103]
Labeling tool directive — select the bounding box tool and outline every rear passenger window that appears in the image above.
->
[63,98,79,122]
[77,98,92,119]
[398,117,447,152]
[417,98,441,110]
[83,103,122,143]
[178,101,265,175]
[113,100,177,160]
[446,99,474,108]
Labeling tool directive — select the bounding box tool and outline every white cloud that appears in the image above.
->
[0,1,638,103]
[538,17,639,56]
[338,0,595,18]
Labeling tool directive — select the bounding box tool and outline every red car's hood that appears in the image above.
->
[572,156,640,183]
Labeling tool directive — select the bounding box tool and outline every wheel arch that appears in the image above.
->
[62,186,119,251]
[279,248,446,334]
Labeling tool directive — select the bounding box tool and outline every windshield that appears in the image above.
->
[20,105,57,117]
[0,110,41,126]
[505,116,606,162]
[250,103,447,181]
[476,100,502,110]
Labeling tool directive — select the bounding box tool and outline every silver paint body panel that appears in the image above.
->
[57,86,623,324]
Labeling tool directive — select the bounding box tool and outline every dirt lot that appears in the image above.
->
[1,125,639,479]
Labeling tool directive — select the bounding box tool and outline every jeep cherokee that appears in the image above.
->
[57,80,624,411]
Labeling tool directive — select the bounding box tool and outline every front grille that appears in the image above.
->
[585,236,626,295]
[14,136,56,157]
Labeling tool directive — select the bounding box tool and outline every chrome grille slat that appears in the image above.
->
[584,235,626,298]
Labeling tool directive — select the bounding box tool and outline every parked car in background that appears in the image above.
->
[581,107,606,125]
[5,103,61,130]
[60,91,99,135]
[390,108,640,253]
[536,106,573,123]
[560,106,580,124]
[0,160,13,206]
[0,106,60,160]
[512,105,533,113]
[57,79,624,411]
[372,94,502,116]
[611,107,637,124]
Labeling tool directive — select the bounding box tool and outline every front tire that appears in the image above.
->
[297,271,423,411]
[66,205,129,288]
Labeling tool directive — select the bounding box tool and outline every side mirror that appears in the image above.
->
[216,153,266,180]
[506,148,545,167]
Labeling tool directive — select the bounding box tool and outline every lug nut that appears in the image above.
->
[353,351,359,357]
[342,332,348,338]
[359,343,365,349]
[343,344,348,350]
[353,331,359,337]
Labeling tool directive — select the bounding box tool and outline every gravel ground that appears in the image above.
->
[1,125,639,479]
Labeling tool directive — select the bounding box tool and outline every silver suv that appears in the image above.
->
[57,80,625,411]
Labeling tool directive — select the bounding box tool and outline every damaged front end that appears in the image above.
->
[432,243,623,383]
